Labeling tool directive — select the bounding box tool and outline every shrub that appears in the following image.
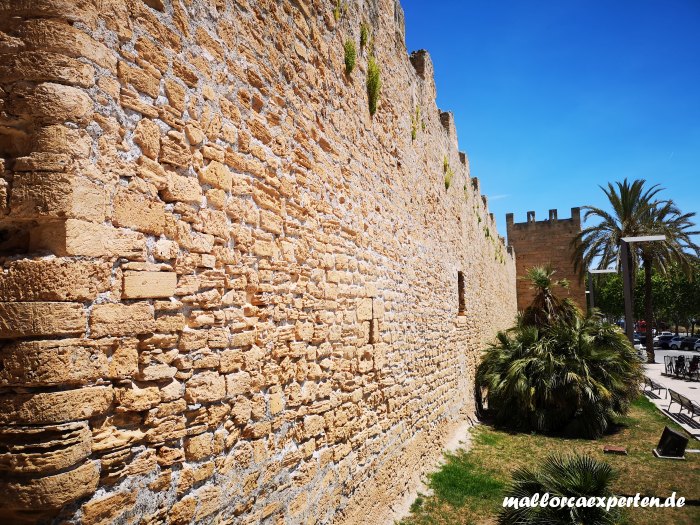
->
[476,266,642,438]
[499,454,620,525]
[366,56,381,116]
[343,39,356,76]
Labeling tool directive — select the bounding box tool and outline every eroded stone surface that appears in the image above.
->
[0,386,113,424]
[0,422,92,474]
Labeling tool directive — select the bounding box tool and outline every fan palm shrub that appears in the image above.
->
[477,266,642,438]
[499,454,620,525]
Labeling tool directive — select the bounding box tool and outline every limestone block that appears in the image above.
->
[33,125,91,158]
[165,79,185,112]
[0,1,99,30]
[195,485,222,520]
[185,371,226,404]
[30,219,146,258]
[118,60,160,98]
[133,118,161,159]
[122,271,176,299]
[115,381,161,412]
[108,338,139,379]
[0,386,113,424]
[0,337,123,386]
[137,155,168,189]
[0,460,99,512]
[81,491,137,525]
[225,371,251,397]
[185,123,205,145]
[113,187,166,235]
[230,330,256,347]
[0,302,85,338]
[13,18,116,70]
[373,298,385,319]
[160,131,191,168]
[10,172,108,222]
[0,51,95,87]
[154,239,179,260]
[184,431,213,461]
[198,160,232,191]
[90,302,155,338]
[0,258,111,301]
[357,297,373,321]
[13,152,71,172]
[303,415,325,439]
[0,422,92,474]
[157,445,185,467]
[9,82,93,123]
[161,173,202,204]
[144,415,186,444]
[170,495,196,525]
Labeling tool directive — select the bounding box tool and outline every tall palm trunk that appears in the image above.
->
[643,256,655,363]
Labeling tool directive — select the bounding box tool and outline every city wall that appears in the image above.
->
[0,1,517,523]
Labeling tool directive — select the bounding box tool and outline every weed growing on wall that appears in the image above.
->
[333,0,341,21]
[344,39,356,76]
[360,22,370,51]
[443,156,454,189]
[411,105,421,141]
[367,56,381,116]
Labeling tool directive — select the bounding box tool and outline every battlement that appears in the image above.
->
[506,207,581,229]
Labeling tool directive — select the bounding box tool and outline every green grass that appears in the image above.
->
[400,396,700,525]
[429,453,505,507]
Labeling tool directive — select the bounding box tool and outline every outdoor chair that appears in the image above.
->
[664,355,674,375]
[687,356,700,381]
[674,356,686,377]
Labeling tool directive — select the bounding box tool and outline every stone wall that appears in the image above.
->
[0,1,517,523]
[506,208,585,311]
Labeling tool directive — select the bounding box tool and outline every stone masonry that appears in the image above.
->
[0,1,517,523]
[506,208,585,311]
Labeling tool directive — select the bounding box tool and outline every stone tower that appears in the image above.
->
[506,208,586,311]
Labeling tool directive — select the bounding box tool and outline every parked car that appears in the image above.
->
[656,335,674,348]
[669,336,685,350]
[695,339,700,351]
[654,331,673,342]
[680,337,699,350]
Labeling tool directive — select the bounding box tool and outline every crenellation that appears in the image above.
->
[0,1,516,524]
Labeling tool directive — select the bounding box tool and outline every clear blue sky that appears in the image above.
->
[401,0,700,242]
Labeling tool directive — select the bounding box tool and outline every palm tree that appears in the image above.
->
[573,179,700,363]
[499,454,619,525]
[521,265,580,328]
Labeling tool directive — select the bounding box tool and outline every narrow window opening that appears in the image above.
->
[369,300,377,344]
[457,271,466,316]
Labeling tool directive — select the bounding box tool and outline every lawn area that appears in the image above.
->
[400,396,700,525]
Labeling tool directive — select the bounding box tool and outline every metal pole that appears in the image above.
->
[621,240,634,343]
